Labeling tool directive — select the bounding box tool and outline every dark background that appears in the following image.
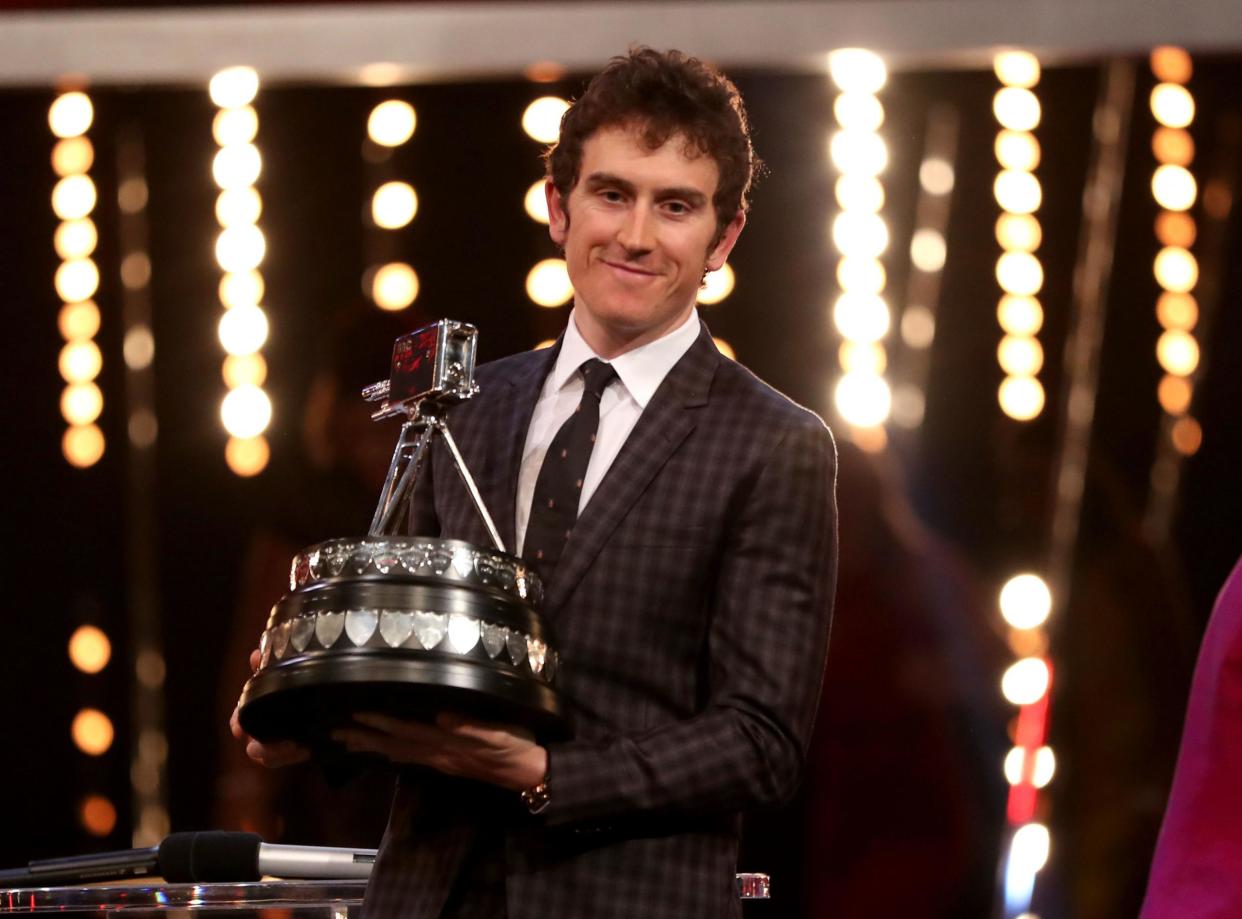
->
[2,58,1240,913]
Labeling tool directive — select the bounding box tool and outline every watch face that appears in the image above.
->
[522,782,550,814]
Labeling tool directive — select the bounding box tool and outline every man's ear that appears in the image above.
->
[546,180,568,247]
[706,210,746,272]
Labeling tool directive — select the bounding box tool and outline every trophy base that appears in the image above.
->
[237,652,571,745]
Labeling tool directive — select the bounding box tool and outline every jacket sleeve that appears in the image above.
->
[541,417,838,826]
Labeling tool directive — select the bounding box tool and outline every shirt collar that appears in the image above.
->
[551,308,701,408]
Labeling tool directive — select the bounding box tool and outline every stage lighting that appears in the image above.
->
[222,353,268,388]
[524,180,550,223]
[834,175,885,213]
[996,213,1042,252]
[215,187,263,228]
[996,251,1044,297]
[1156,292,1198,331]
[998,375,1045,421]
[1156,329,1200,376]
[218,304,270,356]
[123,325,156,371]
[525,258,574,307]
[219,270,265,309]
[522,96,569,144]
[367,100,417,147]
[215,225,266,273]
[212,106,259,146]
[994,51,1041,89]
[61,382,104,426]
[1001,657,1050,705]
[1153,246,1198,293]
[918,157,955,196]
[998,335,1044,376]
[225,435,271,476]
[910,229,947,272]
[1150,83,1195,129]
[698,264,735,305]
[371,262,420,311]
[52,136,94,177]
[997,295,1044,336]
[1151,164,1197,212]
[68,624,112,674]
[832,292,890,343]
[58,301,100,340]
[49,91,93,139]
[994,170,1042,215]
[999,573,1052,629]
[59,339,102,384]
[371,181,419,229]
[212,144,262,190]
[52,174,97,221]
[833,371,892,428]
[209,66,260,108]
[54,218,98,260]
[993,88,1041,132]
[837,257,886,295]
[1157,375,1193,415]
[221,384,272,439]
[827,48,887,94]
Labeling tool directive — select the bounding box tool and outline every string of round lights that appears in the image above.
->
[993,51,1047,423]
[522,94,573,315]
[52,88,106,469]
[1149,47,1202,459]
[365,97,420,312]
[828,49,891,451]
[211,66,271,477]
[989,49,1055,919]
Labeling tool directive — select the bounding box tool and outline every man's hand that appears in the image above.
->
[332,712,548,792]
[229,648,311,769]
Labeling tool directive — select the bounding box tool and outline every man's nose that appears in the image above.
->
[617,205,655,253]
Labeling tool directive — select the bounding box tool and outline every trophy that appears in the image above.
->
[237,320,569,748]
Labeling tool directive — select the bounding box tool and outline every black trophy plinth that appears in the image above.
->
[235,320,571,749]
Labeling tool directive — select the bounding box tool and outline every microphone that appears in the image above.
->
[157,832,376,882]
[0,833,376,888]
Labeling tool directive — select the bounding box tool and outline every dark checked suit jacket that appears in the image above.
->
[363,323,837,919]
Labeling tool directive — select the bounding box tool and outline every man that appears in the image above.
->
[236,47,836,918]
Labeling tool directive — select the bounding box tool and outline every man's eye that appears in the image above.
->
[601,189,624,202]
[664,201,690,215]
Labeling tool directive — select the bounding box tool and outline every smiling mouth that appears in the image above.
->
[602,260,659,277]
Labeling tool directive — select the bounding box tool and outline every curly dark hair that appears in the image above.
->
[545,47,760,242]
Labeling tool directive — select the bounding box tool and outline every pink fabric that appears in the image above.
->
[1142,556,1242,918]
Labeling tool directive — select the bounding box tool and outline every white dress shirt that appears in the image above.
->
[514,308,702,556]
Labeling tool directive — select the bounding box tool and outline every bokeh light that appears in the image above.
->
[371,181,419,229]
[839,341,887,375]
[998,335,1045,376]
[1001,657,1051,705]
[833,92,885,131]
[1157,374,1193,415]
[834,372,892,428]
[1152,164,1198,212]
[55,257,100,303]
[219,270,265,309]
[212,144,262,190]
[72,708,115,756]
[61,382,104,426]
[1156,291,1198,331]
[994,51,1041,88]
[1155,211,1197,249]
[1152,127,1194,167]
[52,174,97,220]
[900,305,936,349]
[525,258,574,307]
[999,573,1053,629]
[215,187,263,228]
[212,105,259,146]
[827,48,887,94]
[993,87,1041,132]
[829,130,888,176]
[218,304,270,356]
[225,435,271,476]
[835,174,885,212]
[54,218,98,260]
[832,292,891,342]
[910,229,947,272]
[831,211,889,257]
[1156,329,1200,376]
[837,257,886,295]
[521,96,569,144]
[919,158,955,196]
[59,339,102,384]
[995,131,1041,172]
[994,170,1042,215]
[63,424,105,468]
[49,91,94,138]
[367,100,417,147]
[59,301,101,340]
[80,794,117,837]
[215,225,266,273]
[524,180,550,223]
[996,213,1042,252]
[52,136,94,176]
[998,375,1046,421]
[1153,246,1198,293]
[996,251,1044,296]
[1150,83,1195,128]
[208,66,260,108]
[220,384,272,438]
[698,263,736,305]
[1151,46,1193,84]
[68,624,111,674]
[1171,415,1203,456]
[998,295,1044,336]
[222,353,268,388]
[371,262,420,311]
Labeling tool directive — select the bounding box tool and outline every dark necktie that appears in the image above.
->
[523,358,618,578]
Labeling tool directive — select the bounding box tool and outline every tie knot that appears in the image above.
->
[579,359,617,399]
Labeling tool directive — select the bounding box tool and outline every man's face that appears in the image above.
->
[546,124,744,357]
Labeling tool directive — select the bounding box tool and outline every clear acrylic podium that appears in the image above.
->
[1,875,768,913]
[0,880,367,916]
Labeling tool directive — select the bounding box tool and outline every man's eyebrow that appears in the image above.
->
[582,172,709,207]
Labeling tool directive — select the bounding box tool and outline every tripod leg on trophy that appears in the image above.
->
[369,421,435,536]
[438,424,506,553]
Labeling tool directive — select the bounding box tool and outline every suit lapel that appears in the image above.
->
[544,325,719,614]
[481,343,558,554]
